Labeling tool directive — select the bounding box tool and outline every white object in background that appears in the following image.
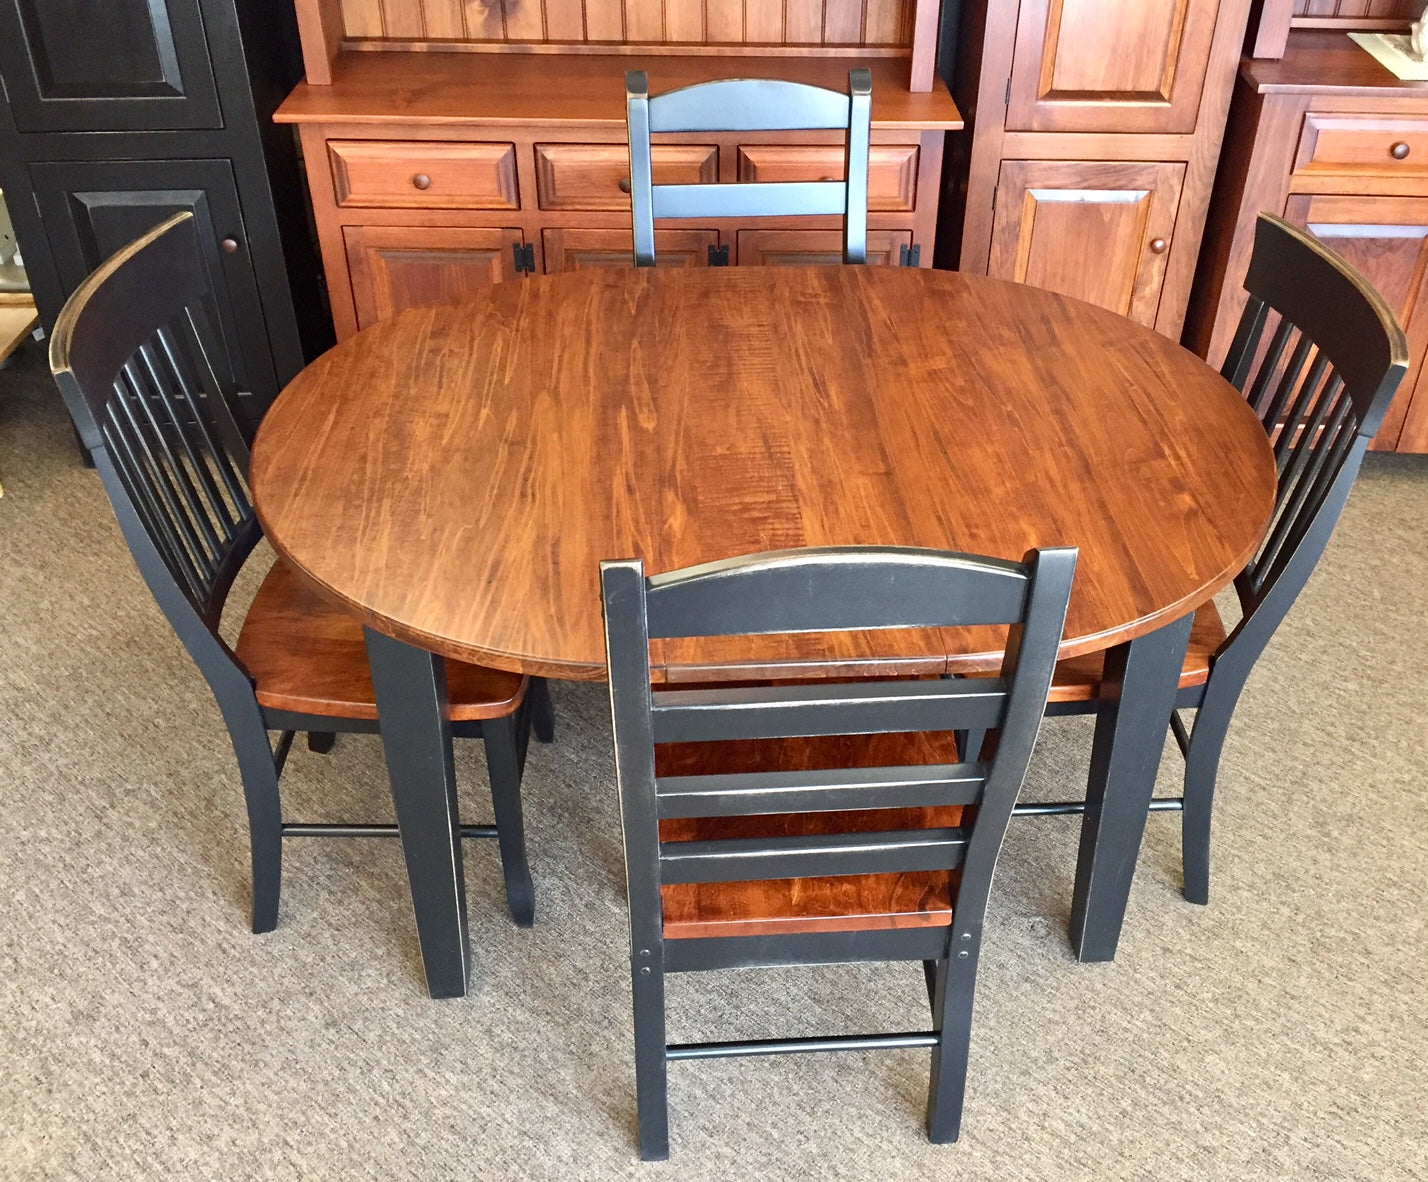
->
[1349,30,1428,79]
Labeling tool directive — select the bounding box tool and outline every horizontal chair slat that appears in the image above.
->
[651,678,1006,743]
[652,181,847,221]
[656,762,985,819]
[659,827,968,885]
[663,924,950,969]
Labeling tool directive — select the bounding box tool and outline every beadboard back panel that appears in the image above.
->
[337,0,918,48]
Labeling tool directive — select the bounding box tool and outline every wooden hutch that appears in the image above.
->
[277,1,961,340]
[1189,0,1428,452]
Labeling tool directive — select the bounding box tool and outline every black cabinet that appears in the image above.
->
[0,0,330,424]
[0,0,222,131]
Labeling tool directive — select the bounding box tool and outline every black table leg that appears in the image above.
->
[364,627,470,998]
[1068,613,1194,962]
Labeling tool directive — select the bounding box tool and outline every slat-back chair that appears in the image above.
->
[625,69,872,266]
[602,544,1077,1158]
[1014,213,1409,904]
[49,212,550,936]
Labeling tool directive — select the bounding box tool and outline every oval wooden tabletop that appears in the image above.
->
[251,266,1277,682]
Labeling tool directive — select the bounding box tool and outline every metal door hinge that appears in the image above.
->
[512,242,536,273]
[899,243,921,267]
[707,243,730,267]
[1005,79,1011,106]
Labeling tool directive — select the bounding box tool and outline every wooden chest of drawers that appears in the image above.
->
[277,48,960,340]
[1187,32,1428,453]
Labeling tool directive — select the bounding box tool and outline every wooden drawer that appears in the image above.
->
[329,141,519,209]
[738,144,920,212]
[534,143,718,210]
[1294,114,1428,177]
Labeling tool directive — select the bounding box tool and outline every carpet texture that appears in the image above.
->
[0,339,1424,1180]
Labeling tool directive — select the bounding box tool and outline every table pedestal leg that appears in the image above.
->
[364,628,470,999]
[1068,613,1194,962]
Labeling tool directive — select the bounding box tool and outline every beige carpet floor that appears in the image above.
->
[1,338,1424,1180]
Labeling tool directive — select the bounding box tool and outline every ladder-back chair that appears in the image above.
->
[602,544,1077,1158]
[625,68,872,266]
[1014,213,1409,904]
[49,212,550,937]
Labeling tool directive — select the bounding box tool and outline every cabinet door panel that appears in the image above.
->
[1285,193,1428,452]
[29,158,274,415]
[542,228,718,271]
[0,0,221,131]
[343,225,524,329]
[1007,0,1222,134]
[989,160,1185,328]
[736,229,912,266]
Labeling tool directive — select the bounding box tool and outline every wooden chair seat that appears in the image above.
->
[656,731,963,939]
[236,559,527,722]
[1047,601,1227,703]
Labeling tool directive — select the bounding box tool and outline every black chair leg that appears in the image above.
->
[482,716,535,928]
[306,731,337,754]
[1179,678,1244,906]
[926,954,976,1144]
[632,957,671,1160]
[530,676,556,744]
[229,724,285,934]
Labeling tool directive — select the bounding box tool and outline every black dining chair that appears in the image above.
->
[49,211,550,936]
[625,68,872,266]
[1001,213,1410,904]
[601,544,1077,1158]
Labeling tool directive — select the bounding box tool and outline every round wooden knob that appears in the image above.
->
[1149,238,1168,254]
[618,177,632,194]
[221,237,240,254]
[1391,142,1411,160]
[412,173,432,190]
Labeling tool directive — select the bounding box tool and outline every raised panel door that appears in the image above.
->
[1284,192,1428,452]
[988,160,1185,328]
[541,227,719,270]
[0,0,221,132]
[28,157,275,418]
[736,229,912,266]
[1006,0,1223,134]
[342,224,524,330]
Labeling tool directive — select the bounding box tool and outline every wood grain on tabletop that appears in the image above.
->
[250,266,1276,681]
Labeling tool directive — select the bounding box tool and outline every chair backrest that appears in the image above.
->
[602,545,1077,955]
[1218,214,1408,640]
[49,212,259,652]
[625,69,872,266]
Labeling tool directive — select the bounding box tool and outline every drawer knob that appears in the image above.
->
[1149,237,1168,254]
[618,177,632,194]
[221,237,240,254]
[1391,142,1411,160]
[412,173,432,190]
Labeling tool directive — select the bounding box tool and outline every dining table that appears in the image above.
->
[250,264,1277,999]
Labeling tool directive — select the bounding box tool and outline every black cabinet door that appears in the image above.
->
[30,157,277,415]
[0,0,221,132]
